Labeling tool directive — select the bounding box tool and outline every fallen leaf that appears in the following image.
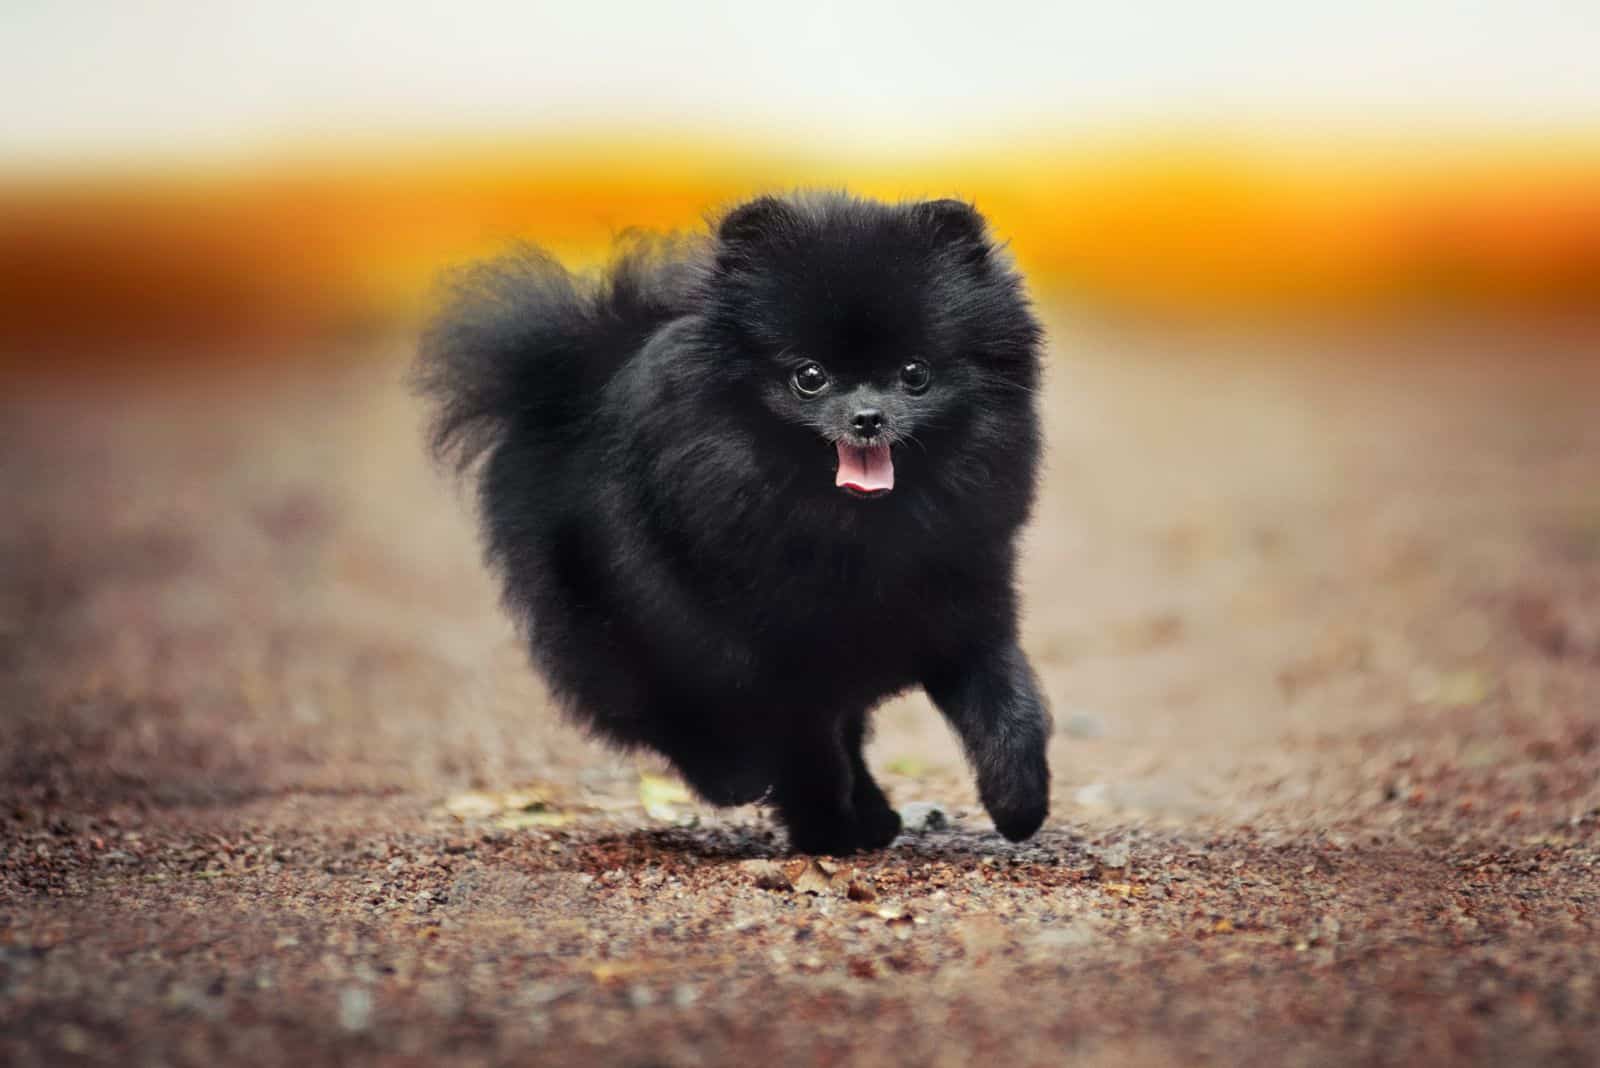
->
[792,858,849,895]
[744,860,793,892]
[443,791,501,819]
[875,904,923,941]
[442,783,561,821]
[591,962,646,983]
[639,773,694,821]
[494,810,573,830]
[500,787,554,812]
[885,756,927,777]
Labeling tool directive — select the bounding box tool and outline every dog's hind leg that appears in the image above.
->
[651,709,774,807]
[769,717,862,855]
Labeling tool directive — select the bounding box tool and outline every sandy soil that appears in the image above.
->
[3,321,1600,1067]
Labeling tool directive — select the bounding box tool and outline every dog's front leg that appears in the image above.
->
[926,641,1052,841]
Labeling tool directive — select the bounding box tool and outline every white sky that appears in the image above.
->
[3,0,1598,164]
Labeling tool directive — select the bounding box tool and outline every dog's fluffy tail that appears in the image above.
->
[414,235,695,476]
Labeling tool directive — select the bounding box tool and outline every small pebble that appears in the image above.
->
[900,802,949,833]
[338,987,373,1033]
[1090,843,1131,869]
[1061,712,1107,739]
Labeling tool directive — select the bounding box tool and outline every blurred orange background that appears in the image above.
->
[2,3,1597,361]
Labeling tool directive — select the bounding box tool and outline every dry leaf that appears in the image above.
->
[441,783,578,831]
[877,905,922,940]
[744,860,793,891]
[846,877,877,903]
[792,858,849,895]
[443,791,501,819]
[500,788,554,812]
[494,810,573,830]
[443,783,559,820]
[639,773,694,821]
[884,756,927,777]
[591,962,647,983]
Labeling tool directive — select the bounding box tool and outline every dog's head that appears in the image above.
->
[696,193,1043,505]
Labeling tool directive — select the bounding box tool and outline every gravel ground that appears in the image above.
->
[3,321,1599,1067]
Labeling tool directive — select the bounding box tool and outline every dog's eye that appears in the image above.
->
[900,360,932,393]
[792,362,829,397]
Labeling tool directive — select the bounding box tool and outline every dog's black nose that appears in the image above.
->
[851,408,884,437]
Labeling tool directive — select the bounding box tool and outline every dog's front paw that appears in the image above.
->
[986,792,1048,842]
[980,751,1050,842]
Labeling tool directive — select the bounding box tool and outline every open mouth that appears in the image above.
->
[834,442,894,497]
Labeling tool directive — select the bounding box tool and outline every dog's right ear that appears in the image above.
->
[913,199,991,265]
[716,196,793,266]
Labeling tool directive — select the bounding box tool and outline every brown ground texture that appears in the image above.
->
[3,320,1600,1067]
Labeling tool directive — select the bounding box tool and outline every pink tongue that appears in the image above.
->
[835,442,894,493]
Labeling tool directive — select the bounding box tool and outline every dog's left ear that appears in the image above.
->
[719,196,792,245]
[716,196,795,272]
[913,199,990,263]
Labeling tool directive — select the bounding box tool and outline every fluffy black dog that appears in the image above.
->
[416,191,1050,853]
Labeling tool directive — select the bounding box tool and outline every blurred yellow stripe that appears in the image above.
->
[2,133,1597,357]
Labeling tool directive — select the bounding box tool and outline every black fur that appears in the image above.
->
[416,191,1050,853]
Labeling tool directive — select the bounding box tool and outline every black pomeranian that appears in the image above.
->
[416,191,1050,854]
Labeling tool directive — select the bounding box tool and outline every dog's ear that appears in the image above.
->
[717,196,793,252]
[913,199,990,264]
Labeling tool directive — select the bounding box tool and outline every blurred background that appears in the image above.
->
[5,0,1600,881]
[2,1,1597,359]
[5,6,1600,1063]
[5,0,1600,846]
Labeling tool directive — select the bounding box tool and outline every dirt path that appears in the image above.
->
[4,322,1599,1066]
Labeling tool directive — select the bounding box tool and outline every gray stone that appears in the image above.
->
[899,802,949,833]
